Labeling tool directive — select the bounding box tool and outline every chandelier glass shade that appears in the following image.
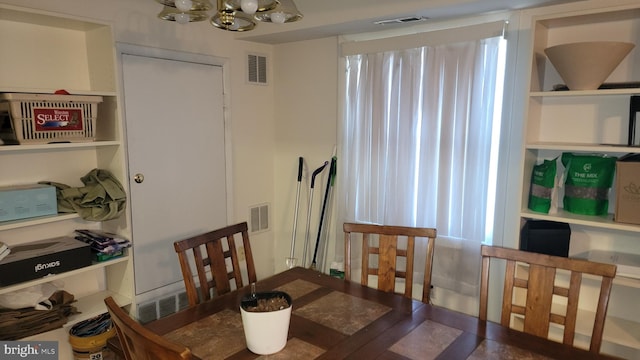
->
[210,7,257,31]
[253,0,302,23]
[158,5,211,23]
[227,0,278,14]
[155,0,302,31]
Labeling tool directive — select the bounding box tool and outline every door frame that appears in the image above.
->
[114,43,234,228]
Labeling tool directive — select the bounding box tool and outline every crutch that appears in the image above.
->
[301,161,328,268]
[286,157,304,269]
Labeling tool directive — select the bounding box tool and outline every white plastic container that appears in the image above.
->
[240,291,292,355]
[0,93,102,144]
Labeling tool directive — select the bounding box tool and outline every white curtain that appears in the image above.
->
[341,36,504,296]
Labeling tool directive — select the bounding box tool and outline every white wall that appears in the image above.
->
[273,37,339,273]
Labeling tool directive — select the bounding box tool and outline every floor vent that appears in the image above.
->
[250,203,269,233]
[247,53,267,85]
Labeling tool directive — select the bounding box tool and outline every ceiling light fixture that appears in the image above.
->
[155,0,302,31]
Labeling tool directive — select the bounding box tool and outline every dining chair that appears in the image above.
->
[104,296,192,360]
[343,222,437,303]
[174,221,256,307]
[479,245,617,354]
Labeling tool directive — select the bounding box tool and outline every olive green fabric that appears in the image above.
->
[40,168,126,221]
[0,290,77,340]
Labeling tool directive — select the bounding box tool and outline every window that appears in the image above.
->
[340,31,507,298]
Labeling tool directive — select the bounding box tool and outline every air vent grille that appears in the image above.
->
[250,203,269,233]
[247,54,267,85]
[137,290,190,324]
[374,16,428,25]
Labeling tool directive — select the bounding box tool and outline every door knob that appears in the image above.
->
[134,173,145,183]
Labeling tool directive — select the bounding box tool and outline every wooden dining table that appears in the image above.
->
[141,267,619,360]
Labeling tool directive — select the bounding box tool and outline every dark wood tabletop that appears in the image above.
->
[143,267,619,360]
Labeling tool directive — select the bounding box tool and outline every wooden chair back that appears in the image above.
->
[104,296,192,360]
[174,222,256,307]
[343,222,437,303]
[479,245,617,353]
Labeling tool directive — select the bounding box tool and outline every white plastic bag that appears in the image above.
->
[0,282,62,310]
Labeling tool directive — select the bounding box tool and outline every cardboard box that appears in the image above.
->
[0,184,57,222]
[0,236,92,286]
[614,153,640,225]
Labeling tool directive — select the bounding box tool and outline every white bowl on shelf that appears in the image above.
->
[544,41,635,90]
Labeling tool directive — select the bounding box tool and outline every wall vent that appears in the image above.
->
[374,16,428,25]
[137,290,190,324]
[247,53,267,85]
[250,203,269,233]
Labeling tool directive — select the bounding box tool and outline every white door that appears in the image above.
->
[121,50,227,300]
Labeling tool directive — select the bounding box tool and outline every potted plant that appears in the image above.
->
[240,289,292,355]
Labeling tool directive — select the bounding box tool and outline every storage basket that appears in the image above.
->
[68,313,116,360]
[0,93,102,144]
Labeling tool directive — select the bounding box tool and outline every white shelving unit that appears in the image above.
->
[0,4,133,358]
[518,1,640,358]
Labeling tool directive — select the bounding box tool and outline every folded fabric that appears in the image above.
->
[0,290,77,340]
[40,168,126,221]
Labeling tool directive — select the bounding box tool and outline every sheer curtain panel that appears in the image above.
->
[341,35,505,298]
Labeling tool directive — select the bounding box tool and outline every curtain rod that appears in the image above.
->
[340,20,508,57]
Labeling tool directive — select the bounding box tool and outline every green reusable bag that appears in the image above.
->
[528,158,557,213]
[561,153,617,216]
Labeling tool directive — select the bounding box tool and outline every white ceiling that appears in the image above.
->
[237,0,586,44]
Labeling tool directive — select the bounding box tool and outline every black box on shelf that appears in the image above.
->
[520,220,571,257]
[0,236,92,286]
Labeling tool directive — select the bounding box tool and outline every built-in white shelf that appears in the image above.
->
[0,2,131,351]
[520,208,640,233]
[530,88,640,97]
[525,142,639,153]
[0,255,129,295]
[0,88,117,97]
[0,213,81,231]
[0,141,121,153]
[572,250,640,282]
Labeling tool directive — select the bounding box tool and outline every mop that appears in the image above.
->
[286,157,304,269]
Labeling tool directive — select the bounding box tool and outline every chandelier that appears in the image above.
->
[156,0,303,31]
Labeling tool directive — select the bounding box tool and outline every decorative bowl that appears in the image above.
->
[544,41,635,90]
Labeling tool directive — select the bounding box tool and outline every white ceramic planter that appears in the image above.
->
[240,291,292,355]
